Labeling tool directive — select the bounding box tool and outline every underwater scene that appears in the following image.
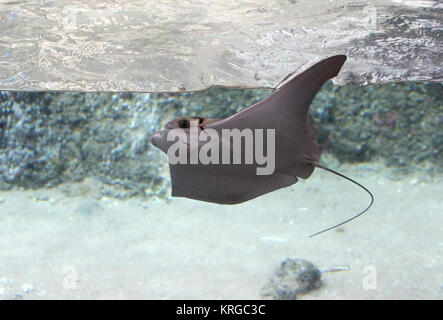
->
[0,81,441,300]
[0,0,442,300]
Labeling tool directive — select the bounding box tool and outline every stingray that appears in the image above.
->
[150,55,373,237]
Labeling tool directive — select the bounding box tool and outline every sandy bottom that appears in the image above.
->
[0,163,441,300]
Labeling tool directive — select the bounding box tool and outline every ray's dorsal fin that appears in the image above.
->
[310,163,374,238]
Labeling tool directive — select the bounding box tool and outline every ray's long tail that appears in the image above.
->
[310,163,374,238]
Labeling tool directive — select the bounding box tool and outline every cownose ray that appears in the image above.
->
[150,55,373,237]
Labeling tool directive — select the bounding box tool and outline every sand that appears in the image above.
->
[0,163,441,300]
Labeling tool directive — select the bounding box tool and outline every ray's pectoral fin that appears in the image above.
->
[170,163,298,204]
[275,55,347,120]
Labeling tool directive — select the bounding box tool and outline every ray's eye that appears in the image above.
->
[198,117,204,124]
[178,119,189,128]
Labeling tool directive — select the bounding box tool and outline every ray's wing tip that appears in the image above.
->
[330,54,347,61]
[330,54,347,68]
[323,54,347,79]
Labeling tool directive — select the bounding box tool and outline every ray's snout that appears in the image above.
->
[149,131,163,148]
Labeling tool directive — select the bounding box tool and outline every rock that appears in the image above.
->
[261,258,322,300]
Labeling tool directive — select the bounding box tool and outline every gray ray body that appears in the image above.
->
[150,55,347,204]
